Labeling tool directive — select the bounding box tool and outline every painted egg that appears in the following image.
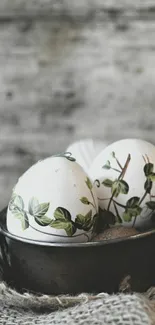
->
[88,139,155,229]
[7,153,98,243]
[67,139,106,172]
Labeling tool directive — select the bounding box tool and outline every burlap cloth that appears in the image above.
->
[0,280,155,325]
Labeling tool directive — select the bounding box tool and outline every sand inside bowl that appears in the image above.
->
[92,226,139,241]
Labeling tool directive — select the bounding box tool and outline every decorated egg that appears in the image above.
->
[7,153,99,243]
[88,139,155,229]
[67,139,106,172]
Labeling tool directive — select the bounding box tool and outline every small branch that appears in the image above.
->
[142,155,147,164]
[27,223,90,239]
[94,180,100,188]
[90,189,98,213]
[89,202,96,209]
[114,157,123,170]
[107,192,115,211]
[119,154,131,180]
[139,191,148,205]
[97,197,111,201]
[132,216,137,228]
[145,154,150,163]
[113,199,126,209]
[113,201,122,224]
[111,167,121,173]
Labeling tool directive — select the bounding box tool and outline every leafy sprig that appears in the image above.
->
[9,176,99,237]
[97,153,155,227]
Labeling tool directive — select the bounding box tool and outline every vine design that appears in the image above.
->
[95,152,155,227]
[9,177,99,239]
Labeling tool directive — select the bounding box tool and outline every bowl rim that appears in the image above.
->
[1,207,155,248]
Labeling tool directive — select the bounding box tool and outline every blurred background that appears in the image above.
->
[0,0,155,209]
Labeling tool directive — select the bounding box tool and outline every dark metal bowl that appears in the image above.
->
[0,207,155,295]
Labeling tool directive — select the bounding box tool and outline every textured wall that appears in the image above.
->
[0,1,155,208]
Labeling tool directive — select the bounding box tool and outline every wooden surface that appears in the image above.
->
[0,1,155,209]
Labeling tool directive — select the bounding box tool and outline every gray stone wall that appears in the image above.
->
[0,1,155,208]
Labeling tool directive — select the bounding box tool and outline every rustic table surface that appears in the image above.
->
[0,0,155,209]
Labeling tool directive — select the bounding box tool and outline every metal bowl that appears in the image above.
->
[0,207,155,295]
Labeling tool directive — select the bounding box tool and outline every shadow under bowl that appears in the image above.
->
[0,207,155,295]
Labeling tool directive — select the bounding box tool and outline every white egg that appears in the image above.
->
[7,153,98,243]
[66,139,106,172]
[88,139,155,229]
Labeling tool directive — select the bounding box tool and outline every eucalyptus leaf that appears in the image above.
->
[54,207,72,221]
[144,163,154,177]
[102,179,113,188]
[126,197,140,208]
[144,179,153,193]
[85,177,93,190]
[102,160,111,170]
[50,220,76,236]
[34,216,51,226]
[80,197,90,205]
[146,201,155,210]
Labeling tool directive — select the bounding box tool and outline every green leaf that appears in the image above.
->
[75,210,93,231]
[148,173,155,181]
[85,177,93,190]
[12,208,29,230]
[144,179,153,193]
[22,212,29,230]
[111,180,129,197]
[146,201,155,210]
[123,206,142,222]
[29,198,50,218]
[102,179,113,188]
[122,211,133,222]
[54,207,72,221]
[144,163,154,177]
[111,152,116,158]
[54,152,76,162]
[28,197,39,215]
[50,220,76,236]
[64,223,76,236]
[66,156,76,162]
[9,193,24,211]
[97,209,116,226]
[34,216,51,226]
[102,160,111,170]
[119,180,129,194]
[80,197,90,205]
[14,195,24,209]
[9,192,17,210]
[126,197,140,208]
[33,203,50,218]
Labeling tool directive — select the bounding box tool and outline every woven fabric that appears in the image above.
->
[0,283,155,325]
